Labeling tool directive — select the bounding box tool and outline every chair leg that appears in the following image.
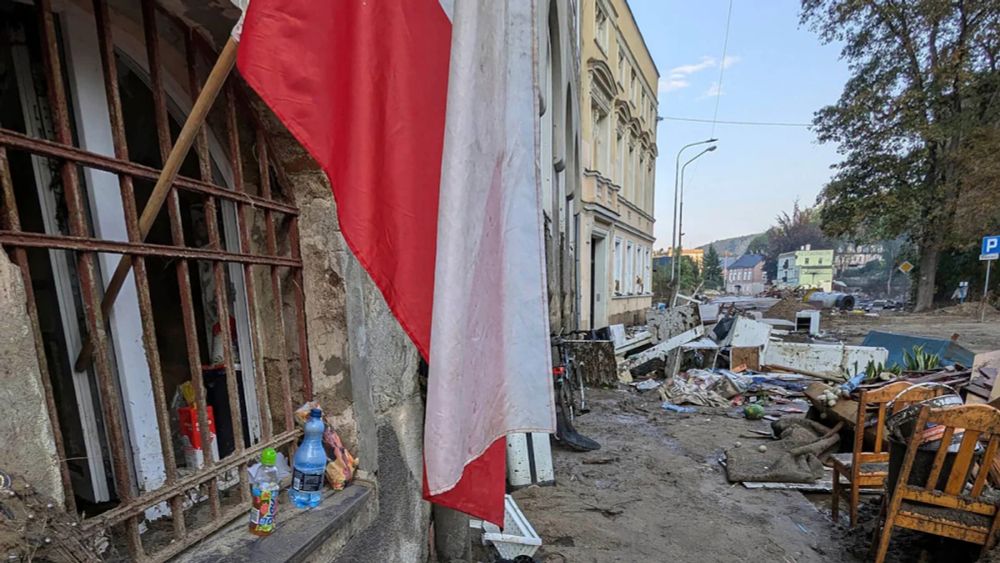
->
[849,481,861,528]
[874,504,896,563]
[831,467,841,523]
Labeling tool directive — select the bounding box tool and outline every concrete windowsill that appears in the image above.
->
[612,293,652,300]
[176,482,372,563]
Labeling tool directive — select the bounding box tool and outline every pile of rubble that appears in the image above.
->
[605,297,999,489]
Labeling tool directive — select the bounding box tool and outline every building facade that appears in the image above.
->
[666,247,704,269]
[776,247,835,291]
[725,255,767,296]
[0,0,580,561]
[577,0,659,328]
[834,242,884,273]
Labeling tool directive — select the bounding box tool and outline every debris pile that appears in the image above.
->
[607,297,990,491]
[0,470,104,562]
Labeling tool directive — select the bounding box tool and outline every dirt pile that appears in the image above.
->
[929,302,1000,318]
[764,298,819,322]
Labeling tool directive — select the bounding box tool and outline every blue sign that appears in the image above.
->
[983,235,1000,257]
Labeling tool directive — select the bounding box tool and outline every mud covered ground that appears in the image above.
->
[826,306,1000,354]
[513,387,995,563]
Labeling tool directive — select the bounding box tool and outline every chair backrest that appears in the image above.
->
[901,404,1000,501]
[855,381,913,462]
[887,383,955,416]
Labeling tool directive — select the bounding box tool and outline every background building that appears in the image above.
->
[776,246,835,291]
[577,0,659,328]
[725,255,767,295]
[666,247,704,269]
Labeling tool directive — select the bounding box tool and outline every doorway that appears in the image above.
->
[590,230,608,329]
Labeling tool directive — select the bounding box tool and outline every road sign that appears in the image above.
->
[981,254,998,261]
[982,235,1000,256]
[898,261,914,274]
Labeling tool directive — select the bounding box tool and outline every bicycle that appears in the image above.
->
[552,331,594,421]
[551,332,600,452]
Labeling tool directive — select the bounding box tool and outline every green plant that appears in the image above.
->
[902,345,941,372]
[863,360,901,381]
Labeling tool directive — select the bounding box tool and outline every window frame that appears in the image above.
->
[0,2,311,559]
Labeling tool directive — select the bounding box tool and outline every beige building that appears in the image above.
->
[577,0,659,328]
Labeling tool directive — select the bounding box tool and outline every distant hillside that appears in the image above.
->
[699,233,763,258]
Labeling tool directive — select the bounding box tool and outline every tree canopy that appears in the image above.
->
[801,0,1000,310]
[703,245,724,290]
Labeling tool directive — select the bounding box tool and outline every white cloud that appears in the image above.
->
[659,77,690,93]
[704,82,723,97]
[669,57,716,76]
[660,55,740,95]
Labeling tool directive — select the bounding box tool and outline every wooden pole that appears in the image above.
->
[75,37,238,371]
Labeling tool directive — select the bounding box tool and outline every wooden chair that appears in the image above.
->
[831,381,949,527]
[873,404,1000,563]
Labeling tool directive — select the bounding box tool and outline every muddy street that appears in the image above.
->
[514,388,856,563]
[514,384,998,563]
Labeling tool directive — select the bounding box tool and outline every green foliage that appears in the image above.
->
[801,0,1000,310]
[903,345,941,372]
[677,256,701,294]
[863,361,902,381]
[703,245,724,290]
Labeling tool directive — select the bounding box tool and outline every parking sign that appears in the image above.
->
[982,235,1000,260]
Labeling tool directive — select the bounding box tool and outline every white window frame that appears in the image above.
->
[625,241,634,294]
[613,237,623,294]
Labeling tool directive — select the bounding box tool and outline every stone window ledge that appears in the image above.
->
[175,483,373,563]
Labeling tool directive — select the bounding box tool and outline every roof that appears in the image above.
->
[729,254,765,270]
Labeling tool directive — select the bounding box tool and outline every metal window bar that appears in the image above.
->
[0,1,310,560]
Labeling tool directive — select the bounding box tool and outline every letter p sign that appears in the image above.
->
[982,235,1000,258]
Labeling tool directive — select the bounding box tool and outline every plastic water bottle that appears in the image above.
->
[290,408,326,508]
[249,448,279,536]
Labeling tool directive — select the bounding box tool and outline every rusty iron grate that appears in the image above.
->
[0,1,312,559]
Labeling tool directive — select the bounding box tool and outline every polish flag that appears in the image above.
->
[235,0,555,524]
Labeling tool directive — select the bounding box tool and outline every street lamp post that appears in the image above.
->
[670,138,717,282]
[673,144,718,282]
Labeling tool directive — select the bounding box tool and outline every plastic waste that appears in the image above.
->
[290,408,326,508]
[249,448,279,536]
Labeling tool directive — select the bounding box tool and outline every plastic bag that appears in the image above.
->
[323,428,358,490]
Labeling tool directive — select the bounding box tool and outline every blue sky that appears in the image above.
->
[628,0,850,249]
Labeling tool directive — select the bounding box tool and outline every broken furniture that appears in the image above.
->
[830,382,951,527]
[873,404,1000,563]
[471,494,542,559]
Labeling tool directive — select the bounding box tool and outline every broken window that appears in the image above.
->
[0,1,309,559]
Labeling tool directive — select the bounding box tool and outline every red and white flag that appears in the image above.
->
[235,0,554,525]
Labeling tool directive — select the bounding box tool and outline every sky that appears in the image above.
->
[628,0,850,249]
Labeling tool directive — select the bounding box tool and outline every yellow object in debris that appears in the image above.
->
[179,381,196,406]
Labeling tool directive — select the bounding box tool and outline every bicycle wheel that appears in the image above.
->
[558,374,576,422]
[571,359,589,414]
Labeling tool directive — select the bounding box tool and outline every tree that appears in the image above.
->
[703,245,724,290]
[678,256,702,294]
[801,0,1000,311]
[768,202,833,255]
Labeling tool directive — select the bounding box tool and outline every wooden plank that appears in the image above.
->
[926,427,955,490]
[731,347,760,371]
[945,430,981,496]
[894,513,988,544]
[972,436,999,497]
[899,486,997,516]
